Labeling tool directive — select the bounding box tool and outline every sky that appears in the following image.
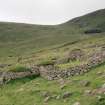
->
[0,0,105,25]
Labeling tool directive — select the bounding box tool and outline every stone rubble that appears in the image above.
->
[1,50,105,84]
[39,50,105,80]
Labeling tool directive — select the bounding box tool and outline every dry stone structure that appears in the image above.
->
[0,67,39,85]
[1,50,105,84]
[39,50,105,80]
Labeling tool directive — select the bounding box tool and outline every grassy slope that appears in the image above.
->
[0,9,105,59]
[64,9,105,30]
[0,61,105,105]
[0,9,105,105]
[0,22,83,58]
[0,33,105,105]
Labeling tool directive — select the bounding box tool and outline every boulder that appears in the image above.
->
[102,83,105,89]
[41,91,50,98]
[97,96,103,101]
[97,71,103,75]
[62,92,72,99]
[80,80,90,87]
[73,102,81,105]
[60,84,66,90]
[30,66,40,76]
[56,95,61,100]
[0,77,3,85]
[84,90,92,95]
[44,96,51,102]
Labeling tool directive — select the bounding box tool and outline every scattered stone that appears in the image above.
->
[44,96,51,102]
[0,77,3,85]
[51,95,57,99]
[64,99,67,103]
[35,83,40,85]
[80,80,90,87]
[69,49,85,61]
[97,96,102,101]
[17,88,24,92]
[0,64,7,68]
[60,84,66,89]
[62,92,72,99]
[84,90,92,95]
[58,78,65,85]
[73,102,81,105]
[56,95,61,100]
[92,88,105,95]
[56,57,69,64]
[97,95,105,101]
[41,91,50,97]
[102,83,105,88]
[101,74,105,79]
[97,71,103,75]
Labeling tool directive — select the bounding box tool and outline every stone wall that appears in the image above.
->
[1,50,105,84]
[39,51,105,80]
[0,66,40,85]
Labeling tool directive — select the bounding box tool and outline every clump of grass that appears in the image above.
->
[55,60,87,70]
[9,64,30,72]
[38,59,55,66]
[92,94,105,105]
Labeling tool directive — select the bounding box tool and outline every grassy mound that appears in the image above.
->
[8,64,30,72]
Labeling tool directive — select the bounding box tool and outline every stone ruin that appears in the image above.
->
[0,66,40,85]
[39,50,105,80]
[1,50,105,84]
[55,49,85,65]
[68,49,85,61]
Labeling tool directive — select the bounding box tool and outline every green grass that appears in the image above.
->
[8,64,30,72]
[0,9,104,59]
[37,59,55,66]
[55,60,87,70]
[0,60,105,105]
[0,22,84,58]
[93,94,105,105]
[0,9,105,65]
[0,9,105,105]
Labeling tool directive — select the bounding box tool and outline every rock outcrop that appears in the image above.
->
[84,28,102,34]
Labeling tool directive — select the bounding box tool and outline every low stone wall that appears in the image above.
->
[0,67,40,85]
[39,64,90,80]
[39,51,105,80]
[1,51,105,84]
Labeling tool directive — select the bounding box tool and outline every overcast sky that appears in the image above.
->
[0,0,105,25]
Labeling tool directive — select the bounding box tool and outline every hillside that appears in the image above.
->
[0,21,81,58]
[0,9,105,59]
[64,9,105,30]
[0,9,105,105]
[1,34,105,105]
